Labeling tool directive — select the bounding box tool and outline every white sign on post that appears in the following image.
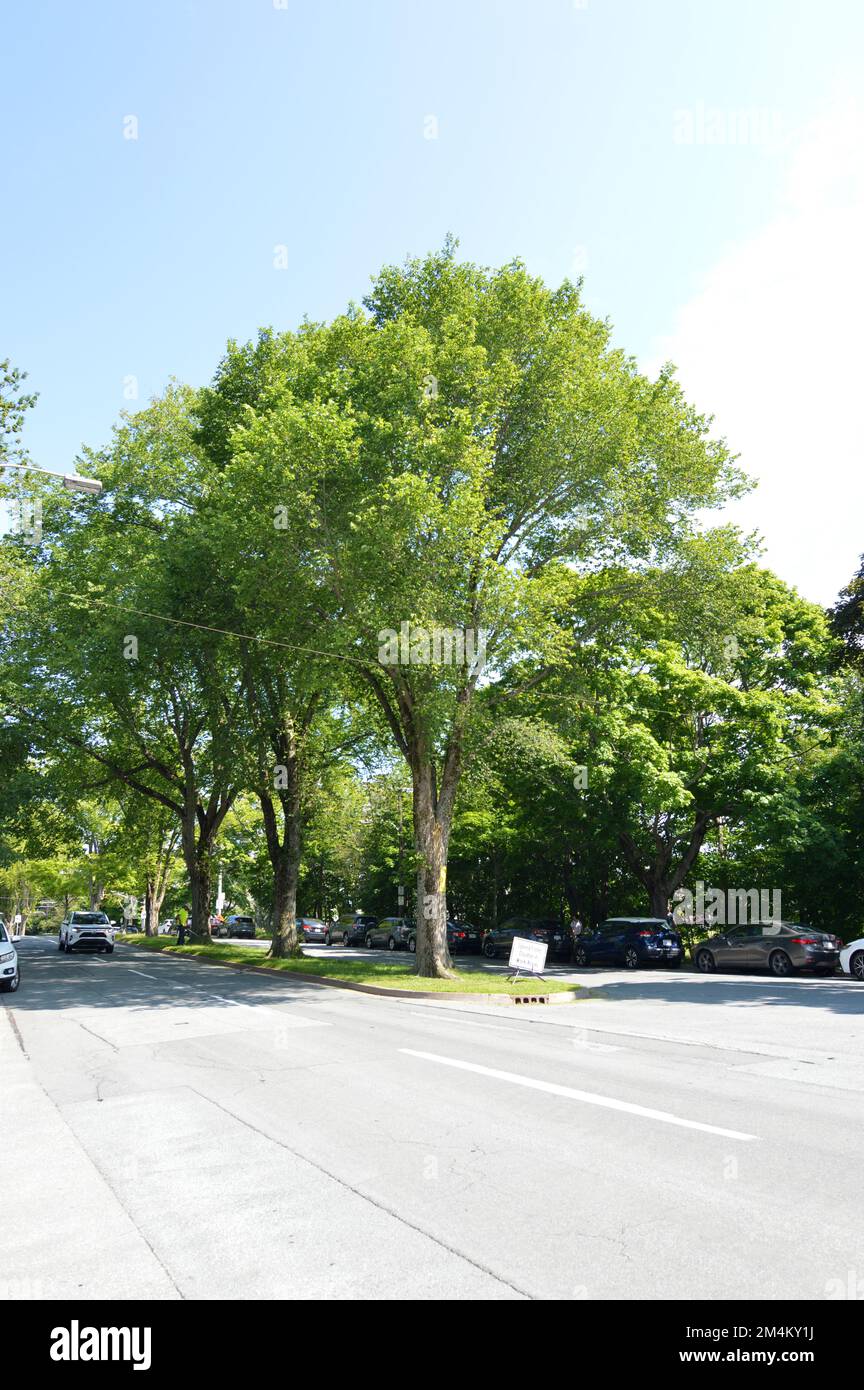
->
[508,935,548,976]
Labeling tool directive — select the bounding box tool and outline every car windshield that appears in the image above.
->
[0,922,8,943]
[71,913,110,924]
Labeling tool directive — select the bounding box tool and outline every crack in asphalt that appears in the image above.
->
[2,1002,30,1058]
[190,1086,535,1300]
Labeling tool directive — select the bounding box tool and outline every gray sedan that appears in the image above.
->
[692,923,841,977]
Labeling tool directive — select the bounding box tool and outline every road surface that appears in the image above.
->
[4,935,863,1300]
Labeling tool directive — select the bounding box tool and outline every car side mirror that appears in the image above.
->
[11,935,22,944]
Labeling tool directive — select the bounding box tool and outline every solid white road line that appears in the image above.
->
[399,1049,758,1141]
[126,969,157,979]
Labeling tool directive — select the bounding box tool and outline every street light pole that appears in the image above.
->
[1,461,103,494]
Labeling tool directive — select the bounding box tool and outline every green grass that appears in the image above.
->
[115,934,579,995]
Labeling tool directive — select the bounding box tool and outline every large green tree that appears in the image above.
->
[210,245,744,974]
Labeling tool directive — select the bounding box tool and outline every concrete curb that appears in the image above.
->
[115,942,584,1005]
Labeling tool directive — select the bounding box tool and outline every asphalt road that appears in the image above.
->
[4,934,864,1301]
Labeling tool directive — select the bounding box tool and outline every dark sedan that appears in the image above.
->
[297,917,330,944]
[693,923,841,977]
[573,918,684,969]
[481,918,571,961]
[406,920,483,954]
[219,914,256,939]
[445,921,483,955]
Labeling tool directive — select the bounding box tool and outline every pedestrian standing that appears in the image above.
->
[176,905,189,946]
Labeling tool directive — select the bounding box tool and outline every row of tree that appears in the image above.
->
[2,247,862,975]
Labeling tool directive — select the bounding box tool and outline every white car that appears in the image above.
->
[58,910,115,955]
[0,917,21,992]
[840,937,864,982]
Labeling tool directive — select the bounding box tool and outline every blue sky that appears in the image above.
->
[3,0,862,602]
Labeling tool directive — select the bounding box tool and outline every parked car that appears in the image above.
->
[365,916,413,950]
[58,911,115,954]
[215,914,256,939]
[482,917,571,961]
[446,920,483,955]
[407,920,483,954]
[840,936,864,981]
[692,923,841,977]
[0,917,21,993]
[335,914,378,946]
[297,917,330,945]
[573,918,684,969]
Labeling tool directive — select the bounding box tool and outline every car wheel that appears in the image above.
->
[695,948,715,973]
[482,940,497,959]
[324,933,331,946]
[408,937,416,953]
[850,950,864,982]
[104,946,114,955]
[365,935,374,949]
[573,945,588,967]
[388,936,397,952]
[0,969,19,993]
[769,950,793,977]
[669,957,684,968]
[623,947,640,970]
[342,933,350,946]
[58,936,64,951]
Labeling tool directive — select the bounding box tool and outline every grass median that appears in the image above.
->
[115,934,579,996]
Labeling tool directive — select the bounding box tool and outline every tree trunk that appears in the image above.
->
[562,852,580,917]
[180,807,214,937]
[619,813,711,921]
[260,777,302,960]
[190,858,211,938]
[648,880,669,918]
[412,764,455,979]
[270,848,300,958]
[144,879,161,936]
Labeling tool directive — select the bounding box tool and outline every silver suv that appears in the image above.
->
[365,917,413,951]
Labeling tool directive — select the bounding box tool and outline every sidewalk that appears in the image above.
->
[1,1006,179,1300]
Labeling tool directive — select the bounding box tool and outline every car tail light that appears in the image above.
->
[639,930,653,937]
[454,931,466,938]
[790,936,818,945]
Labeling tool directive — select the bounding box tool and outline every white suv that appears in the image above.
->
[0,917,21,992]
[59,910,115,955]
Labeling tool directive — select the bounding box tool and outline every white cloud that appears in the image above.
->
[647,99,864,607]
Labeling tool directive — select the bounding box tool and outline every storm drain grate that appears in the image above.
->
[513,995,549,1005]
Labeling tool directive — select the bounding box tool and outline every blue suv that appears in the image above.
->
[573,918,684,969]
